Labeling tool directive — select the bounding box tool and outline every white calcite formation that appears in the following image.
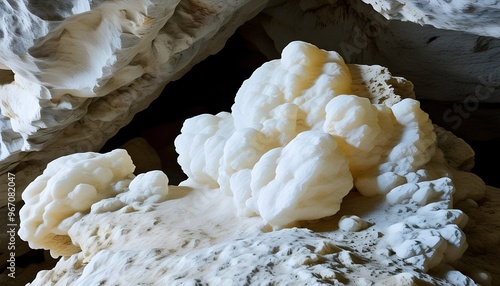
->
[175,41,440,227]
[0,0,270,204]
[242,0,500,105]
[19,41,498,285]
[18,149,172,258]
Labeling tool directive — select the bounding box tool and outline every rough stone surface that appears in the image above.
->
[0,0,270,204]
[18,160,498,285]
[361,0,500,38]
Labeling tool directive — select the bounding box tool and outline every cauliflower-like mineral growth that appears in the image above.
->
[174,41,437,228]
[18,40,491,285]
[245,130,353,227]
[19,149,136,257]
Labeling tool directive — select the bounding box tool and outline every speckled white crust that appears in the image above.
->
[26,184,498,286]
[385,178,469,271]
[27,228,479,286]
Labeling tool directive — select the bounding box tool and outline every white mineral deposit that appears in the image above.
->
[17,41,498,286]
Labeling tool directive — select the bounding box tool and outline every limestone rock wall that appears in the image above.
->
[361,0,500,38]
[0,0,269,202]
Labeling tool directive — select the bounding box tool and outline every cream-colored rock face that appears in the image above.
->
[20,41,496,285]
[0,0,271,199]
[175,41,437,227]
